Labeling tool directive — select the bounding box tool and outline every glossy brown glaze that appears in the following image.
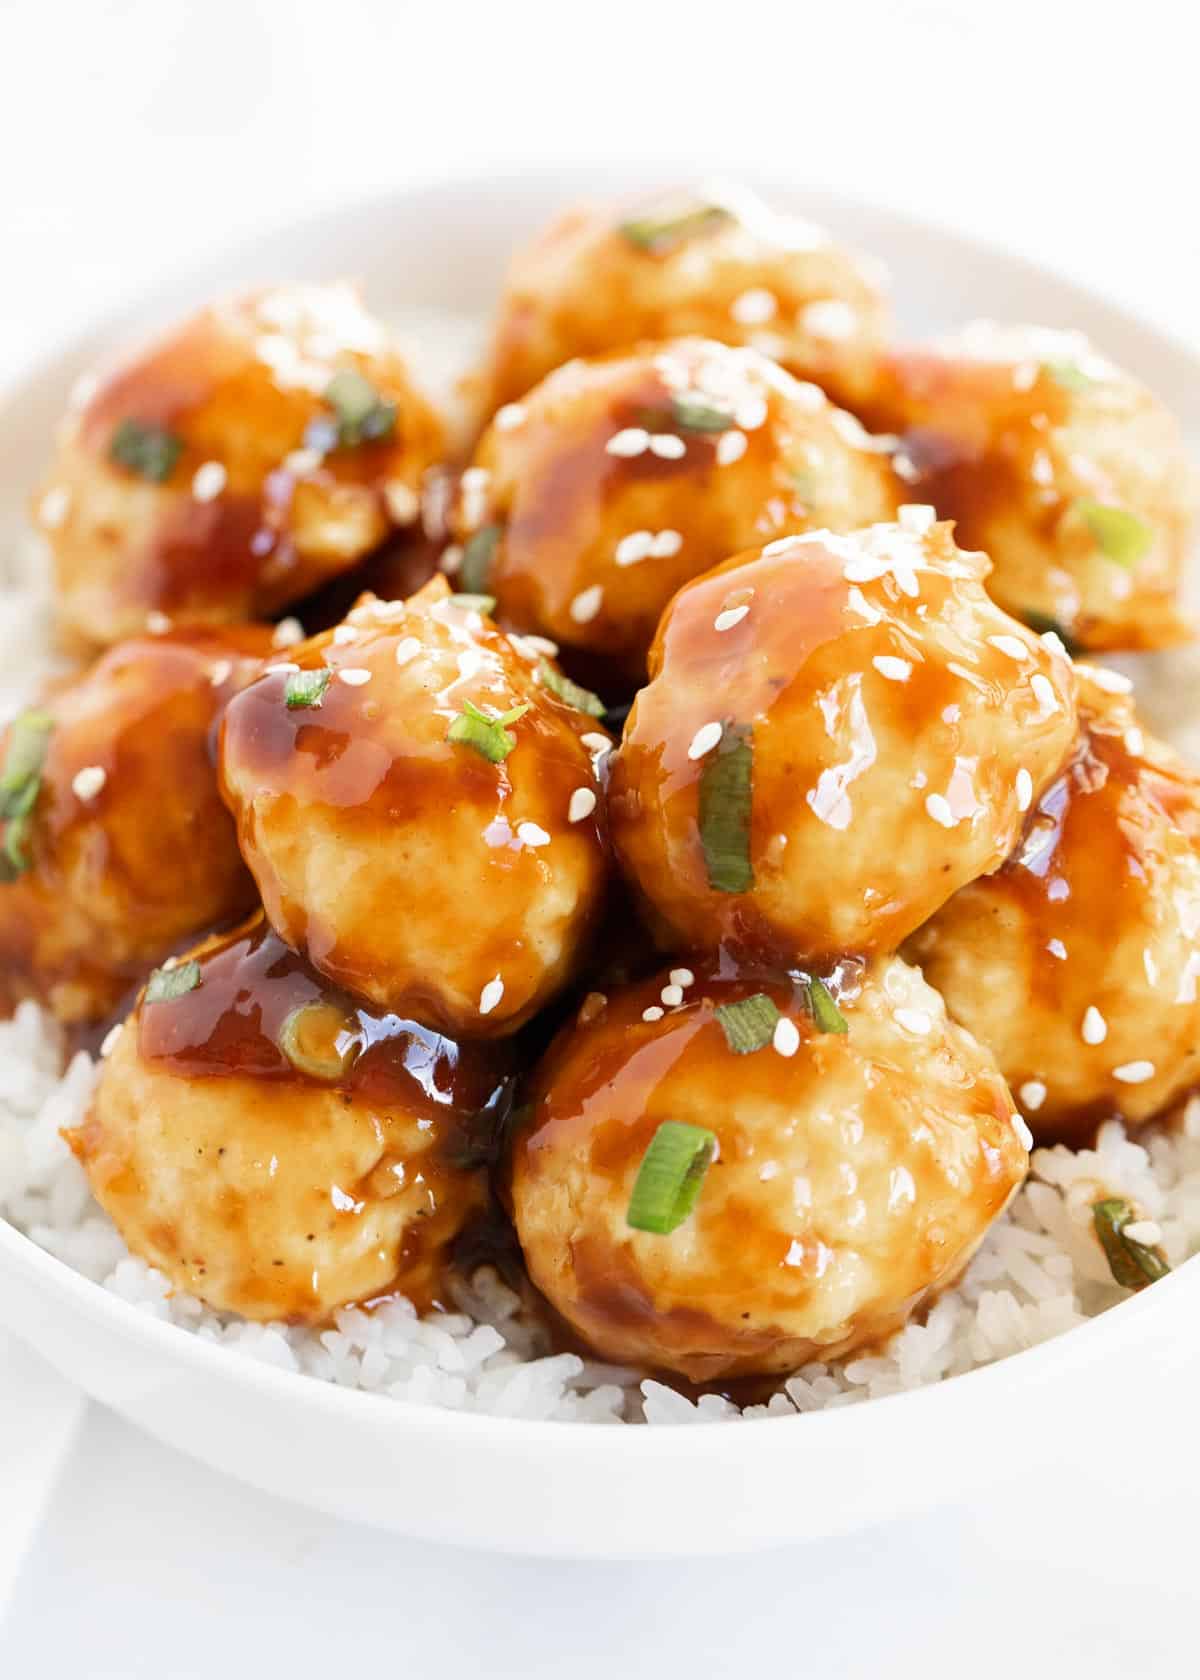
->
[909,667,1200,1140]
[219,577,611,1036]
[511,956,1026,1381]
[68,914,510,1322]
[865,323,1196,651]
[608,517,1078,964]
[0,626,271,1023]
[476,183,890,420]
[454,338,900,681]
[34,284,445,648]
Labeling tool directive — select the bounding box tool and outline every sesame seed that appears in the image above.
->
[581,732,611,755]
[568,787,597,823]
[895,1008,932,1036]
[494,403,527,431]
[606,427,650,457]
[897,504,936,534]
[925,792,956,828]
[988,634,1031,662]
[522,634,559,657]
[161,956,178,970]
[578,991,607,1023]
[1048,939,1067,960]
[570,585,604,624]
[1019,1080,1047,1111]
[283,447,323,475]
[773,1017,800,1058]
[479,977,505,1016]
[272,617,304,648]
[800,299,857,341]
[1112,1060,1155,1084]
[670,968,695,988]
[1144,948,1159,986]
[872,655,911,682]
[440,544,463,576]
[332,625,359,644]
[1040,629,1069,658]
[1016,768,1034,811]
[39,486,71,528]
[266,662,300,675]
[688,721,723,760]
[648,433,686,459]
[337,668,372,686]
[1012,1113,1035,1151]
[1084,665,1133,695]
[145,611,172,635]
[1030,673,1059,713]
[730,287,778,325]
[642,1006,665,1023]
[208,659,233,687]
[191,461,227,502]
[394,636,421,666]
[734,395,768,431]
[714,604,750,632]
[615,531,653,567]
[71,765,106,802]
[1123,1220,1163,1246]
[383,482,420,525]
[649,529,683,558]
[99,1021,123,1059]
[517,821,551,847]
[716,430,748,466]
[1125,727,1145,757]
[1081,1006,1108,1045]
[660,984,684,1007]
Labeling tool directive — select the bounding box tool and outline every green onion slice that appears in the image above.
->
[144,960,202,1004]
[109,419,183,484]
[698,721,754,894]
[806,979,848,1035]
[278,1000,358,1082]
[316,367,397,449]
[1075,499,1153,568]
[447,593,497,615]
[671,393,736,433]
[459,524,501,594]
[1043,361,1094,392]
[715,993,780,1054]
[619,201,731,254]
[447,698,530,763]
[627,1120,717,1234]
[1092,1197,1170,1291]
[537,660,606,718]
[284,669,332,710]
[0,709,55,879]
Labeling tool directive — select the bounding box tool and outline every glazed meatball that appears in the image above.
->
[452,338,900,680]
[0,626,270,1023]
[478,182,889,419]
[67,917,508,1321]
[609,514,1078,962]
[219,577,610,1037]
[511,957,1027,1381]
[868,322,1196,652]
[908,666,1200,1141]
[35,284,444,648]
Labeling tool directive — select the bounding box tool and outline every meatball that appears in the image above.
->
[219,577,610,1037]
[868,322,1196,652]
[452,338,900,680]
[0,626,270,1023]
[511,957,1027,1381]
[609,513,1078,962]
[908,666,1200,1141]
[477,181,890,419]
[67,916,508,1322]
[35,284,445,648]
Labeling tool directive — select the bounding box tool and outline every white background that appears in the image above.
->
[1,1,1198,1671]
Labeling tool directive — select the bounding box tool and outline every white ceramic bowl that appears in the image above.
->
[2,169,1199,1559]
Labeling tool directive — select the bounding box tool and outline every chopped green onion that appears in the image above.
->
[0,709,54,879]
[447,698,530,763]
[459,525,501,594]
[806,979,848,1035]
[306,368,396,451]
[109,419,182,484]
[627,1120,717,1234]
[1075,499,1153,568]
[538,660,606,718]
[278,1001,358,1081]
[715,993,780,1054]
[1092,1197,1170,1291]
[1043,361,1094,392]
[619,201,731,254]
[284,669,331,710]
[671,394,736,433]
[447,593,497,615]
[144,960,202,1004]
[698,721,754,894]
[1022,611,1080,656]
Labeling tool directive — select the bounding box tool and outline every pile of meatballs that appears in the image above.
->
[6,182,1198,1389]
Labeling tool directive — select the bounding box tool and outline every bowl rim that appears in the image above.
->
[2,164,1197,1450]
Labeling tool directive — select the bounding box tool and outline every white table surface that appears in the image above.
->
[2,2,1197,1670]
